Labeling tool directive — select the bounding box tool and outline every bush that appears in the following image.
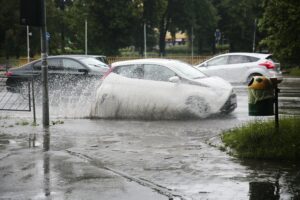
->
[221,117,300,160]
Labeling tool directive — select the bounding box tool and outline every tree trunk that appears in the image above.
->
[158,0,172,56]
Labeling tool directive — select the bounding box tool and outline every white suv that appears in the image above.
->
[195,53,283,83]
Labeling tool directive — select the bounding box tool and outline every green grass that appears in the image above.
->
[288,67,300,76]
[221,116,300,160]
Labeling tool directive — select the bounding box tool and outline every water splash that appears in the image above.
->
[90,74,230,120]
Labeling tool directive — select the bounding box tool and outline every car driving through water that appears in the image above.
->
[90,59,237,119]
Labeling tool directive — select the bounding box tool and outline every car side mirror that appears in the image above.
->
[169,76,180,83]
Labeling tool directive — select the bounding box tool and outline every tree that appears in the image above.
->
[259,0,300,65]
[0,0,26,59]
[212,0,262,52]
[157,0,218,56]
[182,0,218,54]
[133,0,162,56]
[64,0,142,55]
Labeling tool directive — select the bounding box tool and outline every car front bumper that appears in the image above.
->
[220,93,237,114]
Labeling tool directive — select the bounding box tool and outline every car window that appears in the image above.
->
[143,64,176,82]
[113,64,141,78]
[48,58,63,70]
[62,59,86,71]
[172,61,206,79]
[95,57,108,64]
[207,56,228,66]
[228,55,251,64]
[248,56,259,62]
[80,57,109,68]
[33,58,62,70]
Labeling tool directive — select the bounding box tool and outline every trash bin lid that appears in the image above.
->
[248,76,273,90]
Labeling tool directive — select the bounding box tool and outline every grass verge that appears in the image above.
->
[221,116,300,160]
[286,67,300,76]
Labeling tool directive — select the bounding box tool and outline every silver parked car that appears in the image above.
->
[90,59,237,119]
[195,53,283,83]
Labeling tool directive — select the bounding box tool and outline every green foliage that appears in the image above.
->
[287,67,300,77]
[259,0,300,65]
[213,0,262,52]
[0,0,26,58]
[222,117,300,160]
[0,0,298,61]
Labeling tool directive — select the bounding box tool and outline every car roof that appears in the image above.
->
[61,54,106,58]
[112,58,187,67]
[18,55,105,68]
[215,52,271,59]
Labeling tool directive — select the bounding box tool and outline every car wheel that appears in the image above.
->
[185,96,210,117]
[246,73,262,85]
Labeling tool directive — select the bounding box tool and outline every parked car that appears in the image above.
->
[195,53,283,83]
[0,64,12,71]
[64,54,109,65]
[90,59,237,119]
[5,55,109,91]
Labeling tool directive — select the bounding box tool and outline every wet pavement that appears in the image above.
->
[0,77,300,199]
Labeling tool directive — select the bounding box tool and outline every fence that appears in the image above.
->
[107,55,212,65]
[1,55,212,68]
[0,75,34,112]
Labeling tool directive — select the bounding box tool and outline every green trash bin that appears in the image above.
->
[248,76,274,116]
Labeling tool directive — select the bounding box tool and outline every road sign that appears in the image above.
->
[46,32,50,41]
[215,29,221,42]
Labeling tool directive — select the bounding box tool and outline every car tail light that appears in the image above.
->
[100,68,113,80]
[4,71,13,77]
[259,61,275,69]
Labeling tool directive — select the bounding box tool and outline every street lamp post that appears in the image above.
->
[85,19,87,55]
[26,26,30,63]
[41,0,49,126]
[252,18,257,53]
[144,23,147,58]
[191,26,194,64]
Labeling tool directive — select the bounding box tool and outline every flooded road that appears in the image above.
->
[0,78,299,199]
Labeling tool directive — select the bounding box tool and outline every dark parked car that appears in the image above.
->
[5,55,109,92]
[63,55,109,65]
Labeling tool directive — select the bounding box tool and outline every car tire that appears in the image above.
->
[185,96,210,117]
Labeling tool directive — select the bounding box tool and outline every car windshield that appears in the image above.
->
[171,61,206,79]
[80,58,109,68]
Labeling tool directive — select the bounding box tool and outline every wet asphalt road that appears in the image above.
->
[0,77,300,199]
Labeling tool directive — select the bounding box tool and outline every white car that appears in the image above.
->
[90,59,237,119]
[195,53,283,83]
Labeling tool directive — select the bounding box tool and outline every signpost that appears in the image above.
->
[20,0,49,127]
[40,0,49,126]
[215,29,221,46]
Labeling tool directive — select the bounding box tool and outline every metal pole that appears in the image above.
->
[252,18,257,53]
[271,78,280,131]
[27,26,30,63]
[41,0,49,126]
[274,84,279,130]
[191,26,194,64]
[32,78,36,125]
[144,23,147,58]
[85,19,87,55]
